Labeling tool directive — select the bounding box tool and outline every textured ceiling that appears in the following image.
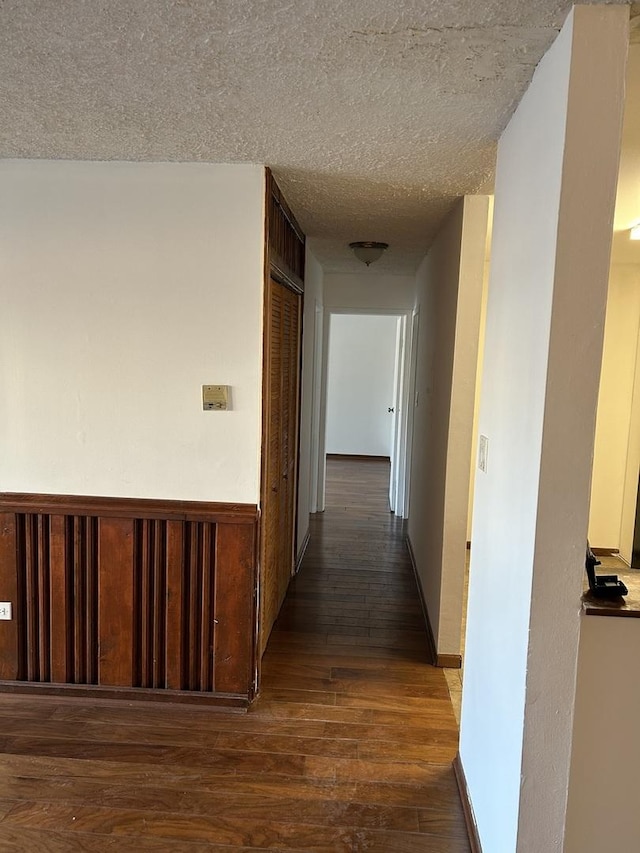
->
[0,0,599,272]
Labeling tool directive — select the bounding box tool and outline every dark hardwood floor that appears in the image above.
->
[0,457,469,852]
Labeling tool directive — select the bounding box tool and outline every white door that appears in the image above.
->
[325,314,398,459]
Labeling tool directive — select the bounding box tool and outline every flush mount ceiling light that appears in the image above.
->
[349,241,389,266]
[630,224,640,240]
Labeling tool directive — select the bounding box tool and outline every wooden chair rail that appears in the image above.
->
[0,493,259,524]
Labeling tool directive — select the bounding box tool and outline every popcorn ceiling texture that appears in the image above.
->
[0,0,585,272]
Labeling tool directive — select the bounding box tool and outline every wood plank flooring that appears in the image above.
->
[0,457,468,851]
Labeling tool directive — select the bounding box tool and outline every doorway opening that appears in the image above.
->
[587,40,640,575]
[311,309,417,519]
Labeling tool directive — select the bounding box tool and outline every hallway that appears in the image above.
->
[0,458,469,852]
[256,456,470,851]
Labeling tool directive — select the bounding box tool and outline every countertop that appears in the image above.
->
[582,554,640,617]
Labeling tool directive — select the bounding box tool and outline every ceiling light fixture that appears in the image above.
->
[349,241,389,266]
[630,224,640,241]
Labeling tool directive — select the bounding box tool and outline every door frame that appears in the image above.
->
[258,275,302,656]
[312,307,417,518]
[256,169,306,694]
[309,300,324,514]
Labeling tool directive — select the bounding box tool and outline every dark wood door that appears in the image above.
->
[260,277,301,654]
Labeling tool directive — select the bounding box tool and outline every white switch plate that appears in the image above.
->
[202,384,230,411]
[478,435,489,473]
[0,602,12,620]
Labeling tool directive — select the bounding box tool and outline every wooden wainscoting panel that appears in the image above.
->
[183,520,216,693]
[133,518,235,694]
[36,516,50,681]
[98,517,134,687]
[48,514,69,684]
[48,514,98,685]
[133,518,169,690]
[214,522,257,696]
[0,494,259,705]
[0,513,19,680]
[165,519,185,691]
[69,517,80,683]
[71,516,99,685]
[22,514,43,681]
[5,513,102,686]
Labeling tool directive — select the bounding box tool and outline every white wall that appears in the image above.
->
[296,247,324,556]
[467,228,493,542]
[325,314,398,457]
[460,8,627,852]
[0,161,265,504]
[565,615,640,852]
[323,272,416,312]
[407,196,489,658]
[621,316,640,564]
[589,264,640,550]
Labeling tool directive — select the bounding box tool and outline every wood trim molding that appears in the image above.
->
[270,251,304,295]
[437,652,463,669]
[0,493,259,524]
[406,535,462,669]
[295,529,311,573]
[259,278,302,657]
[0,680,250,709]
[406,535,437,667]
[453,753,483,853]
[326,454,391,462]
[259,169,305,668]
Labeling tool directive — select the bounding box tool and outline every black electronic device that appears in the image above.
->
[585,542,628,599]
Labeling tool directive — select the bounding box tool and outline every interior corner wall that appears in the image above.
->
[407,195,489,657]
[459,7,628,853]
[296,247,324,556]
[0,161,265,504]
[588,263,640,552]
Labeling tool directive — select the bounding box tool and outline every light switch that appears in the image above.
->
[202,385,230,411]
[0,602,12,620]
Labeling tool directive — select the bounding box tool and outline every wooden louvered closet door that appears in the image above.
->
[260,277,301,654]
